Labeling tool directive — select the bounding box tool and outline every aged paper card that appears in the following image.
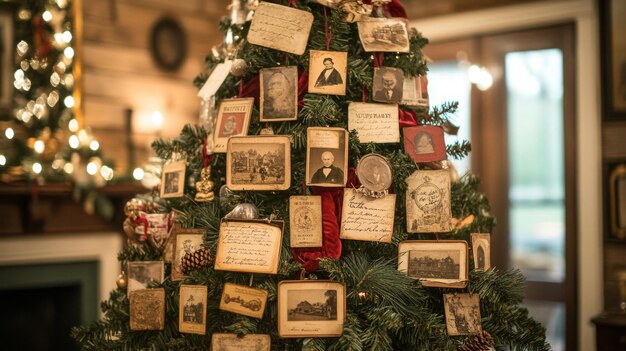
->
[401,75,429,107]
[306,127,348,187]
[357,18,410,53]
[214,98,253,153]
[443,293,482,335]
[348,102,400,143]
[289,196,323,248]
[197,60,233,99]
[405,170,452,233]
[247,2,314,56]
[278,280,346,338]
[179,285,208,335]
[308,50,347,96]
[214,220,283,274]
[129,288,165,331]
[219,283,268,319]
[160,160,186,198]
[340,189,395,243]
[211,333,271,350]
[398,240,468,288]
[471,233,491,271]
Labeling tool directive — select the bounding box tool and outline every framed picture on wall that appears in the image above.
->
[600,0,626,120]
[0,9,14,114]
[607,161,626,239]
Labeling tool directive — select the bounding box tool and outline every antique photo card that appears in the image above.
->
[398,240,468,288]
[146,213,171,251]
[129,288,165,331]
[443,293,482,335]
[340,188,395,243]
[471,233,491,271]
[372,67,405,104]
[357,17,410,53]
[260,66,298,121]
[356,153,394,194]
[289,196,323,248]
[247,2,313,55]
[211,333,271,351]
[171,228,205,281]
[401,75,429,107]
[219,283,268,319]
[127,261,164,295]
[306,127,348,187]
[214,219,284,274]
[214,98,254,153]
[278,280,346,338]
[348,102,400,144]
[160,160,186,198]
[405,169,452,233]
[403,126,446,163]
[179,285,208,335]
[226,135,291,191]
[308,50,348,96]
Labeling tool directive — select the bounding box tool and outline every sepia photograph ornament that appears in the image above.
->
[355,153,393,198]
[194,166,215,202]
[224,203,260,220]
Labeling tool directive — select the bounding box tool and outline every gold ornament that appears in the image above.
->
[116,271,128,289]
[230,58,248,77]
[124,198,146,220]
[194,166,215,202]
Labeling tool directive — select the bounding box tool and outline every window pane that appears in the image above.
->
[505,49,565,283]
[427,61,472,175]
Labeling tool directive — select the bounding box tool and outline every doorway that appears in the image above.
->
[424,24,576,351]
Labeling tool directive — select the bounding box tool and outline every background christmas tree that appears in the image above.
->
[72,0,551,350]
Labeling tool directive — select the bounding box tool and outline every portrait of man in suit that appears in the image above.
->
[373,67,404,104]
[310,151,344,185]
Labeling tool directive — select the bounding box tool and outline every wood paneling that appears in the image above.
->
[82,0,230,172]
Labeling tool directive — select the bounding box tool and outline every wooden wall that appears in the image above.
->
[82,0,230,172]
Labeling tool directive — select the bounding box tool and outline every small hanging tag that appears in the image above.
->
[198,60,234,99]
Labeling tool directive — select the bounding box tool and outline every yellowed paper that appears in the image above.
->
[405,170,452,233]
[214,221,283,274]
[289,196,323,248]
[348,102,400,143]
[219,283,268,319]
[179,285,207,335]
[211,333,271,351]
[247,2,313,55]
[340,189,395,242]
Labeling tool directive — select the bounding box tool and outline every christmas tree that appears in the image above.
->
[72,0,550,350]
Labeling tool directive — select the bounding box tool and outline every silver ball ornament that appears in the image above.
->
[230,58,248,77]
[224,203,259,220]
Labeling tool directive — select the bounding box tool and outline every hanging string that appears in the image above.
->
[302,179,307,195]
[435,232,440,241]
[323,7,335,51]
[361,86,367,102]
[285,54,289,66]
[238,80,244,97]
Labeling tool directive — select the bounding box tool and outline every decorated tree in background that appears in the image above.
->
[72,0,551,350]
[0,0,116,217]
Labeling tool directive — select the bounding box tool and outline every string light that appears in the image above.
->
[87,161,98,175]
[62,31,72,43]
[0,155,6,166]
[151,111,164,129]
[64,95,74,108]
[63,163,73,174]
[68,119,79,132]
[100,166,114,181]
[5,128,14,139]
[34,140,45,154]
[42,10,52,22]
[69,135,79,148]
[63,47,74,59]
[32,162,42,174]
[133,168,145,180]
[90,140,100,151]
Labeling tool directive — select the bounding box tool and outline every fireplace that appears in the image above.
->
[0,233,122,350]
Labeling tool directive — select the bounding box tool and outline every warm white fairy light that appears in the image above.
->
[69,135,79,149]
[62,31,72,43]
[63,47,74,59]
[5,128,14,139]
[42,10,52,22]
[68,119,79,132]
[64,95,75,108]
[52,158,64,170]
[133,168,145,180]
[87,162,98,175]
[151,111,164,129]
[32,162,42,174]
[34,140,45,154]
[100,166,114,181]
[90,140,100,151]
[56,0,68,8]
[0,155,6,166]
[54,33,64,45]
[78,129,89,143]
[63,162,74,174]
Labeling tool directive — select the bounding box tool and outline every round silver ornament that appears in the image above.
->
[224,203,259,220]
[356,153,393,197]
[230,58,248,77]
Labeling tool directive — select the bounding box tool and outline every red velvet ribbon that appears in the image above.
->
[399,107,419,128]
[33,15,52,59]
[288,0,297,7]
[202,138,212,167]
[362,0,407,18]
[373,52,384,68]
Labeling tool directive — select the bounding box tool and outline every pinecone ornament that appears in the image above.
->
[181,248,212,274]
[458,331,495,351]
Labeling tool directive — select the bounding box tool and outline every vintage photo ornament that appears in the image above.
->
[356,153,393,197]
